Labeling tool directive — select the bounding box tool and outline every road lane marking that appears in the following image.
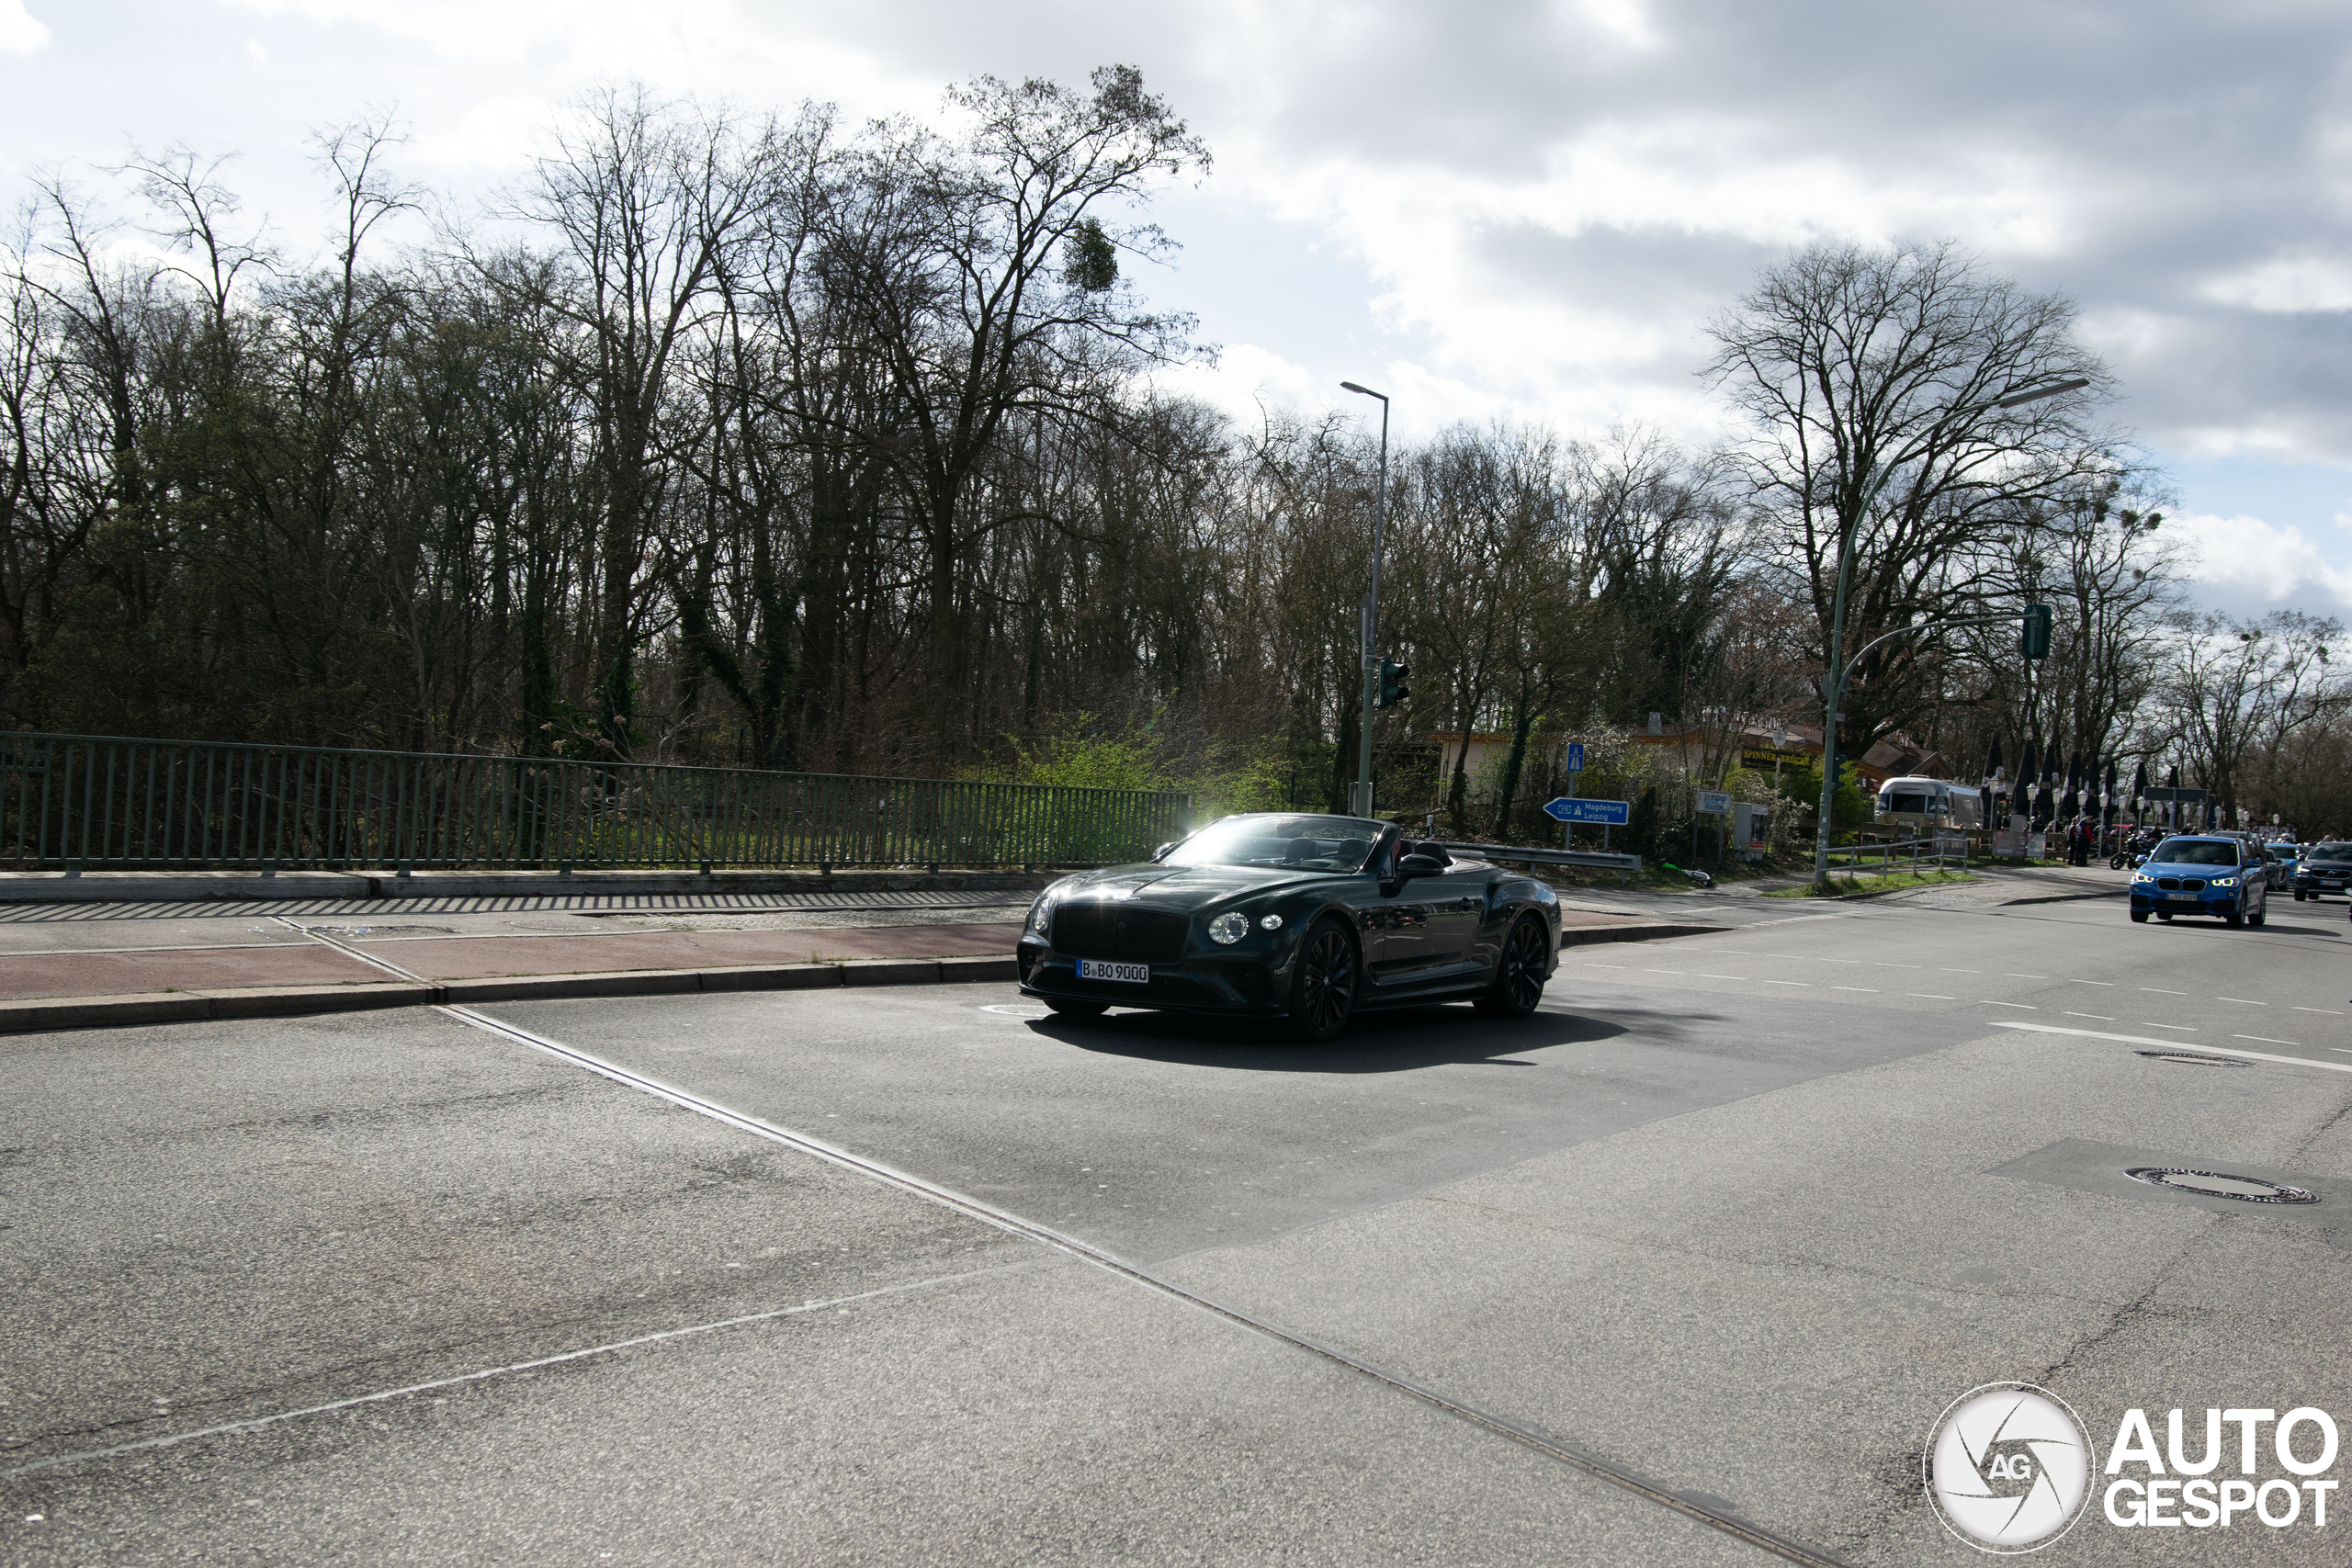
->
[1981,1001,2038,1010]
[1816,958,1860,964]
[2140,987,2186,995]
[1908,993,1957,1000]
[1764,979,1810,987]
[1875,963,1923,969]
[2295,1008,2345,1015]
[2233,1034,2300,1046]
[1642,968,1687,976]
[2139,1022,2196,1032]
[2004,973,2049,979]
[2217,997,2267,1006]
[2072,980,2115,987]
[1696,973,1747,980]
[1831,986,1878,993]
[0,1263,1043,1481]
[2064,1012,2115,1021]
[1994,1022,2352,1075]
[1941,968,1981,974]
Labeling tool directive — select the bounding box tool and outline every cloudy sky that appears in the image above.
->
[6,0,2352,617]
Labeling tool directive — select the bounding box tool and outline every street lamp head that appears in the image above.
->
[1340,380,1387,402]
[1992,377,2091,410]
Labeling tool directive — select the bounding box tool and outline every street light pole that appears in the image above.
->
[1342,380,1390,818]
[1811,377,2086,890]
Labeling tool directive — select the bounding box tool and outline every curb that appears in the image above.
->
[1558,922,1720,945]
[0,955,1023,1036]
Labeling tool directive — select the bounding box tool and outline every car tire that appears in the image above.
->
[2249,908,2267,928]
[2157,912,2174,921]
[1285,917,1359,1043]
[2225,909,2245,929]
[2295,889,2307,901]
[1046,998,1108,1019]
[2130,910,2149,923]
[1475,915,1550,1018]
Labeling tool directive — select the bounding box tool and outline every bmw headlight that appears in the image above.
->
[1209,910,1250,944]
[2210,875,2236,888]
[2132,873,2152,884]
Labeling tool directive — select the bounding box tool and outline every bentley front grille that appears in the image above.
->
[1050,902,1190,963]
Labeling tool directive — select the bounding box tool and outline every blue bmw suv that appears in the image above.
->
[2129,836,2269,928]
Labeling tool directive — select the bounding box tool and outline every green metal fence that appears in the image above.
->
[0,734,1193,872]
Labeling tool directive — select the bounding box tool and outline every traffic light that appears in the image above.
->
[2021,604,2052,660]
[1376,658,1410,708]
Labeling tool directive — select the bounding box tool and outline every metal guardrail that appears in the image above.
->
[0,734,1192,872]
[1437,840,1644,873]
[1826,836,1969,875]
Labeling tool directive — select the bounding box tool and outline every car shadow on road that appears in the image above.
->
[1035,1003,1628,1073]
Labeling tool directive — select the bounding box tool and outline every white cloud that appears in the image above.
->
[2172,510,2352,617]
[2199,254,2352,314]
[0,0,50,54]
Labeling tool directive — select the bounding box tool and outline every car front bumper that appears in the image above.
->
[2130,891,2245,917]
[1016,937,1295,1016]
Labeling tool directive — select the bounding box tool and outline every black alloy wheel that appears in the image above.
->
[1286,919,1359,1043]
[1046,998,1108,1019]
[1475,916,1549,1019]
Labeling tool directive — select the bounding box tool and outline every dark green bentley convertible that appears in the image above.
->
[1016,812,1563,1042]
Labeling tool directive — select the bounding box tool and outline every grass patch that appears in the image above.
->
[1763,869,1980,899]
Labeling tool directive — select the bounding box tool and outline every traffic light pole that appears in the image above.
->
[1343,383,1390,817]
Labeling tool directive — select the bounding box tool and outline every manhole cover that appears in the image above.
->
[2123,1167,2318,1204]
[2134,1050,2253,1068]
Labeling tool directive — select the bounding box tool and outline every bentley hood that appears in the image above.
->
[1046,863,1341,908]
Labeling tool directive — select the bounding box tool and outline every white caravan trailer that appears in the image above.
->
[1873,775,1984,834]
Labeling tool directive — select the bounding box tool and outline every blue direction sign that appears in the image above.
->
[1565,742,1585,773]
[1544,796,1630,826]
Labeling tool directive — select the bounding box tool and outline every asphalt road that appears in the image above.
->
[5,877,2350,1563]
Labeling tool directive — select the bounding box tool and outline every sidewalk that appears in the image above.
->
[0,906,1713,1033]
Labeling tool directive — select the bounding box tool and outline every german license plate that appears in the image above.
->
[1076,959,1148,984]
[2167,893,2197,901]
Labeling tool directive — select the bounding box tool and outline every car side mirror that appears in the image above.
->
[1151,841,1176,863]
[1396,853,1444,878]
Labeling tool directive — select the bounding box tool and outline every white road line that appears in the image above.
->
[2233,1034,2300,1046]
[1642,969,1686,976]
[1994,1022,2352,1076]
[1908,993,1958,1000]
[2004,973,2049,979]
[1764,980,1811,987]
[1981,1001,2038,1010]
[2295,1008,2345,1016]
[2217,997,2267,1006]
[1831,987,1878,993]
[0,1265,1040,1480]
[1816,958,1860,964]
[1875,963,1923,969]
[2064,1012,2115,1021]
[2072,980,2115,987]
[1696,973,1747,980]
[1941,968,1981,974]
[1582,963,1626,970]
[2140,987,2187,995]
[2139,1022,2197,1032]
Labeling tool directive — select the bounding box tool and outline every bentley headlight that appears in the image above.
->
[1259,912,1283,931]
[1028,898,1053,934]
[1209,910,1250,944]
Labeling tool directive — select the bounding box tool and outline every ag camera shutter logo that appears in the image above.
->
[1926,1383,2095,1553]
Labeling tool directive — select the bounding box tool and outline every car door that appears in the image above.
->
[1366,850,1487,989]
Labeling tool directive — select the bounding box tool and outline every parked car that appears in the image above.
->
[2293,842,2352,901]
[1017,812,1563,1042]
[2129,836,2270,928]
